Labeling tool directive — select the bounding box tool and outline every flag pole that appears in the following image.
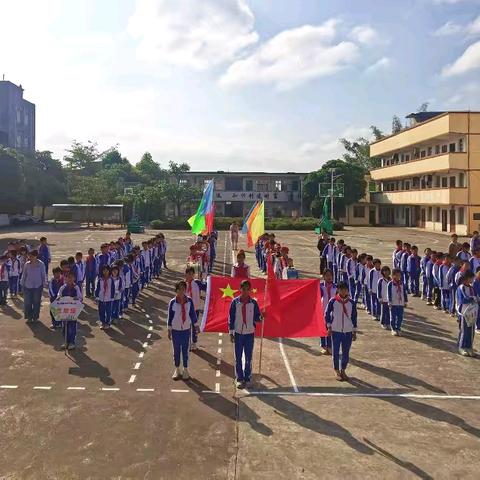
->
[258,258,268,376]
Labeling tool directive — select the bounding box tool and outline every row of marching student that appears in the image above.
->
[2,233,168,351]
[317,232,480,375]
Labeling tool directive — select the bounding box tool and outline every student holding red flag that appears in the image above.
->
[229,280,262,389]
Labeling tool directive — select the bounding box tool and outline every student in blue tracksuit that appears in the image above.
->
[457,271,478,357]
[319,269,336,355]
[363,255,374,314]
[85,248,97,298]
[425,252,437,305]
[407,246,421,297]
[368,259,382,320]
[122,258,133,311]
[345,249,358,299]
[7,250,20,297]
[354,254,367,305]
[38,237,51,278]
[400,243,411,294]
[325,281,357,382]
[95,265,116,329]
[75,251,85,293]
[111,265,124,323]
[168,281,198,381]
[96,244,111,277]
[57,271,83,350]
[438,255,453,313]
[457,243,471,262]
[322,238,336,272]
[447,259,461,316]
[469,248,480,274]
[420,248,432,300]
[377,266,391,329]
[388,268,408,336]
[48,267,64,329]
[333,240,345,283]
[392,240,403,269]
[473,267,480,332]
[229,280,262,389]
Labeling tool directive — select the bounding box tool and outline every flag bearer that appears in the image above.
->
[57,271,83,350]
[388,268,408,336]
[168,281,198,380]
[325,281,357,381]
[319,269,336,355]
[185,266,206,351]
[48,267,64,329]
[229,280,262,389]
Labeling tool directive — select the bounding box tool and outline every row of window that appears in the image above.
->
[381,172,465,192]
[426,206,465,225]
[381,138,465,167]
[16,108,30,127]
[182,178,300,192]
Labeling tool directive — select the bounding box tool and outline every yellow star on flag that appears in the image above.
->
[220,283,238,298]
[252,288,258,294]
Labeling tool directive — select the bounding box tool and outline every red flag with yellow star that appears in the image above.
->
[200,275,325,337]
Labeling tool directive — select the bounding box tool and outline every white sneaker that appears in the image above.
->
[391,330,397,336]
[182,368,190,380]
[172,368,182,380]
[190,343,198,351]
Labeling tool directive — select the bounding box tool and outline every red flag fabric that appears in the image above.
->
[200,275,326,337]
[203,202,215,235]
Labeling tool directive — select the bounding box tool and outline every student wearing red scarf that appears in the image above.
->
[231,251,250,279]
[319,269,336,355]
[168,281,198,380]
[185,266,206,351]
[325,281,357,381]
[229,280,262,389]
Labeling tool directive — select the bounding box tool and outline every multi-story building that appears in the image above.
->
[0,80,35,152]
[168,171,305,218]
[370,111,480,235]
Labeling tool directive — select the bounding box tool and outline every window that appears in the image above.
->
[435,145,440,155]
[449,143,456,153]
[245,180,253,191]
[256,182,268,191]
[405,154,410,162]
[292,180,299,191]
[435,176,440,188]
[203,179,211,188]
[442,144,448,153]
[458,207,465,225]
[459,138,464,152]
[353,206,365,218]
[412,177,420,188]
[427,147,432,156]
[179,179,188,186]
[405,181,410,191]
[16,110,21,124]
[274,180,282,191]
[24,114,28,127]
[441,177,448,188]
[420,150,426,158]
[428,207,432,221]
[450,176,456,188]
[435,207,440,222]
[474,213,480,221]
[459,172,465,187]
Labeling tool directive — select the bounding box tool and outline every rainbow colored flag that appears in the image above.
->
[246,200,265,247]
[188,179,214,235]
[241,201,259,234]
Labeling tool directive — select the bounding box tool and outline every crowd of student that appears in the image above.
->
[315,231,480,379]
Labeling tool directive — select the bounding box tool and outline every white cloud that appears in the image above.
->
[434,15,480,36]
[127,0,259,70]
[445,81,480,106]
[442,40,480,76]
[365,57,392,73]
[349,25,379,45]
[219,20,363,90]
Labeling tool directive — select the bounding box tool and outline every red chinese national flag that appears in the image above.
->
[200,276,325,338]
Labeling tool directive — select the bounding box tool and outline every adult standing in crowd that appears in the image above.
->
[317,229,330,274]
[230,221,239,251]
[448,234,461,257]
[21,250,47,323]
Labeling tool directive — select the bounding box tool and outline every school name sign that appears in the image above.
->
[50,297,84,322]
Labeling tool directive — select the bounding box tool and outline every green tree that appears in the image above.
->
[102,148,126,169]
[392,115,403,134]
[136,152,165,183]
[69,176,115,205]
[161,181,201,217]
[0,147,25,213]
[303,159,366,219]
[339,125,384,171]
[168,160,190,185]
[64,140,104,176]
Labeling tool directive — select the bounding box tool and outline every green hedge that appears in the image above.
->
[150,217,344,231]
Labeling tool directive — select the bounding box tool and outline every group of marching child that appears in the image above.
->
[316,232,480,379]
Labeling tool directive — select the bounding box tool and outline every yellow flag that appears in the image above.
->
[248,201,265,247]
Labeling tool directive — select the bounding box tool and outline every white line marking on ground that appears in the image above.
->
[101,387,120,391]
[171,389,189,393]
[145,314,150,319]
[202,390,220,394]
[147,333,152,339]
[0,385,18,389]
[217,347,222,354]
[278,338,300,393]
[136,388,155,392]
[219,333,223,337]
[217,358,221,365]
[141,308,146,313]
[142,342,148,349]
[138,352,144,358]
[33,386,52,390]
[245,391,480,400]
[215,383,220,393]
[218,339,222,345]
[67,386,85,390]
[128,375,137,383]
[149,326,153,331]
[216,370,221,377]
[148,320,153,324]
[134,363,141,370]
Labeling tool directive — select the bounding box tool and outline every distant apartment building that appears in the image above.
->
[0,80,35,152]
[370,111,480,236]
[168,171,305,218]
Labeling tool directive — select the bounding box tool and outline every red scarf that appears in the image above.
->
[334,294,349,316]
[177,295,187,325]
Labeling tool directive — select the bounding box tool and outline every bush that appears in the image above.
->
[149,216,343,231]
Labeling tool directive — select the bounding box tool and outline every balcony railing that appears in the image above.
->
[371,187,468,205]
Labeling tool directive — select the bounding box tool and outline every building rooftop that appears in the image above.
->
[405,111,445,122]
[184,171,307,175]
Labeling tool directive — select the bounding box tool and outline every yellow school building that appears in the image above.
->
[370,111,480,236]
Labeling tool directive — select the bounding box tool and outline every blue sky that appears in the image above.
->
[1,0,480,171]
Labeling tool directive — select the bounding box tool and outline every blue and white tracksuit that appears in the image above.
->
[57,284,83,344]
[0,263,9,304]
[320,282,336,349]
[420,255,430,298]
[168,296,198,368]
[345,257,357,299]
[392,249,403,270]
[48,277,63,328]
[95,277,116,326]
[229,296,261,382]
[38,244,51,276]
[325,297,358,371]
[122,264,133,309]
[474,279,480,330]
[96,253,111,276]
[75,260,85,291]
[447,265,460,314]
[7,257,20,295]
[369,268,381,320]
[388,280,408,332]
[322,244,336,272]
[425,259,435,302]
[85,256,97,297]
[112,276,123,319]
[469,257,480,274]
[377,277,390,327]
[456,284,478,350]
[187,279,206,345]
[354,263,365,304]
[400,251,411,293]
[140,249,151,288]
[457,250,471,262]
[407,254,421,295]
[363,266,373,313]
[438,264,452,311]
